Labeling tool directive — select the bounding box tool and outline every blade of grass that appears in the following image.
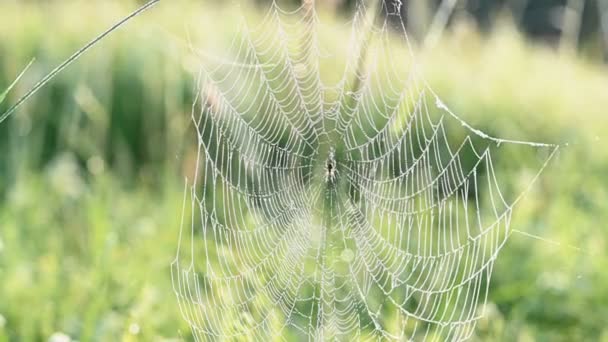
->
[0,58,35,105]
[560,0,585,54]
[424,0,460,50]
[599,0,608,61]
[0,0,161,124]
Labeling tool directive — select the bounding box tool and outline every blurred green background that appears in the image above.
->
[0,0,607,341]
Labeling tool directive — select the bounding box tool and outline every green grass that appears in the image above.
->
[0,172,189,341]
[0,59,33,107]
[0,1,607,341]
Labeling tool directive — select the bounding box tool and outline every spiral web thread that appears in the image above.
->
[170,1,558,340]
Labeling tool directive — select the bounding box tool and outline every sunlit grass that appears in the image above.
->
[0,1,607,340]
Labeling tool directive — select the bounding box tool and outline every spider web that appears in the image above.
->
[170,1,558,340]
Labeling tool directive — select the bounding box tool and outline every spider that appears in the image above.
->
[325,148,338,183]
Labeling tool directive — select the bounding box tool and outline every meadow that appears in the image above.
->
[0,1,607,341]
